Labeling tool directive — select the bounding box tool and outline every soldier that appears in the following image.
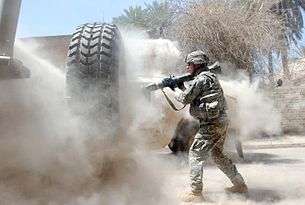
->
[173,50,248,202]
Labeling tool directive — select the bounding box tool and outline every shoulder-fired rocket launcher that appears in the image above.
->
[144,61,221,92]
[145,73,193,92]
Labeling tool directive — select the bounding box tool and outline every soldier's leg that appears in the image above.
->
[211,124,247,189]
[211,140,246,185]
[189,131,214,194]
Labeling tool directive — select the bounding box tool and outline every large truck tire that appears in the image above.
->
[66,23,122,136]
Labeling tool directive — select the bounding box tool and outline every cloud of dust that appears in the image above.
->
[0,26,283,205]
[120,28,186,149]
[0,31,185,205]
[122,28,181,78]
[221,74,282,139]
[0,33,181,204]
[0,40,98,205]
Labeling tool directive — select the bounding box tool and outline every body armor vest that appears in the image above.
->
[189,71,227,122]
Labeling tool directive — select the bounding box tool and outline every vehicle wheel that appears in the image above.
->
[66,23,122,136]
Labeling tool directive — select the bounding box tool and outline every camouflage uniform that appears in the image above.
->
[176,67,246,194]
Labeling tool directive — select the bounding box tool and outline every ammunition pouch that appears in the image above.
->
[198,93,222,120]
[205,101,220,119]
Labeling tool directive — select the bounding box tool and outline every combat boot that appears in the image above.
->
[180,191,205,203]
[225,183,248,194]
[226,174,248,194]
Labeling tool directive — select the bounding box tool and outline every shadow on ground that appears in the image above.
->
[209,188,283,204]
[247,188,283,203]
[156,148,302,169]
[236,152,303,165]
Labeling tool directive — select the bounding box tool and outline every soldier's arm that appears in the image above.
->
[177,82,186,91]
[175,78,207,105]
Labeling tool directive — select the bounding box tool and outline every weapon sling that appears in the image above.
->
[161,88,186,112]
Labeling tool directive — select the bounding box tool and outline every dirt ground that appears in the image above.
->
[157,145,305,205]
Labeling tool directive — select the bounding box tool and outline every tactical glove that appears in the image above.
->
[162,77,176,91]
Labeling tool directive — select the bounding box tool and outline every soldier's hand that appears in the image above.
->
[162,77,176,91]
[177,82,186,91]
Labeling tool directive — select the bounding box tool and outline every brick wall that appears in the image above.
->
[270,80,305,133]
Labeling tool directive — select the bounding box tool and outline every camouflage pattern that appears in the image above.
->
[176,68,245,194]
[185,50,209,65]
[176,71,227,123]
[189,121,245,193]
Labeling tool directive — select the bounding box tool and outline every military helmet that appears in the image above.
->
[185,50,209,65]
